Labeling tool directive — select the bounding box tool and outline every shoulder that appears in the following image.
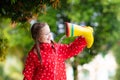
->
[27,47,38,59]
[55,43,68,49]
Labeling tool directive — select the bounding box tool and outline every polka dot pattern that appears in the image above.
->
[23,36,87,80]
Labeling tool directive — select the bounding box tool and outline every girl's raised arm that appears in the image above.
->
[57,36,87,60]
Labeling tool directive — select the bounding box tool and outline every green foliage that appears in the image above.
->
[38,8,58,33]
[59,0,120,55]
[0,0,120,80]
[0,18,9,61]
[112,44,120,80]
[0,33,8,61]
[0,0,60,22]
[5,22,33,54]
[58,1,120,79]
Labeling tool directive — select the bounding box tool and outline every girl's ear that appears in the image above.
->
[38,37,42,42]
[33,48,37,55]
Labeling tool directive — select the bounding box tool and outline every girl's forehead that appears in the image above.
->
[40,25,50,34]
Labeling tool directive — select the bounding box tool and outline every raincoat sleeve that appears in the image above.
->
[58,36,87,60]
[23,52,36,80]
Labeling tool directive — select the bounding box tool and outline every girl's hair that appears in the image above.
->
[31,22,47,62]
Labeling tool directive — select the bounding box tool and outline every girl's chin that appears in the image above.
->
[46,41,51,43]
[45,40,51,43]
[39,40,51,43]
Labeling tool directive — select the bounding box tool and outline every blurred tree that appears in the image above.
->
[59,0,120,55]
[0,18,9,61]
[0,31,8,61]
[113,44,120,80]
[0,0,120,80]
[56,0,120,79]
[0,0,60,22]
[112,26,120,80]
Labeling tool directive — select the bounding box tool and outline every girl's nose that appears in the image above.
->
[48,33,52,40]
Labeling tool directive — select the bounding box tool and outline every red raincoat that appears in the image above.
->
[23,36,87,80]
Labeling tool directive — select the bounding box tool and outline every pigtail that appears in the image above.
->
[36,40,42,63]
[51,40,55,49]
[31,22,47,63]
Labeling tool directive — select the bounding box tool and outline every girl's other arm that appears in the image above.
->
[23,52,36,80]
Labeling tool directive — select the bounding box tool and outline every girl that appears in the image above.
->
[23,22,93,80]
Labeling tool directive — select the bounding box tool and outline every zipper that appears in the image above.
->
[52,44,56,80]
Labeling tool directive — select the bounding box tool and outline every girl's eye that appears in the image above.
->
[45,32,50,35]
[40,32,51,36]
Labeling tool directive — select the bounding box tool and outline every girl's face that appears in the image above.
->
[38,24,52,43]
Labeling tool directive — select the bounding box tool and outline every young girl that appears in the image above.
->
[23,22,93,80]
